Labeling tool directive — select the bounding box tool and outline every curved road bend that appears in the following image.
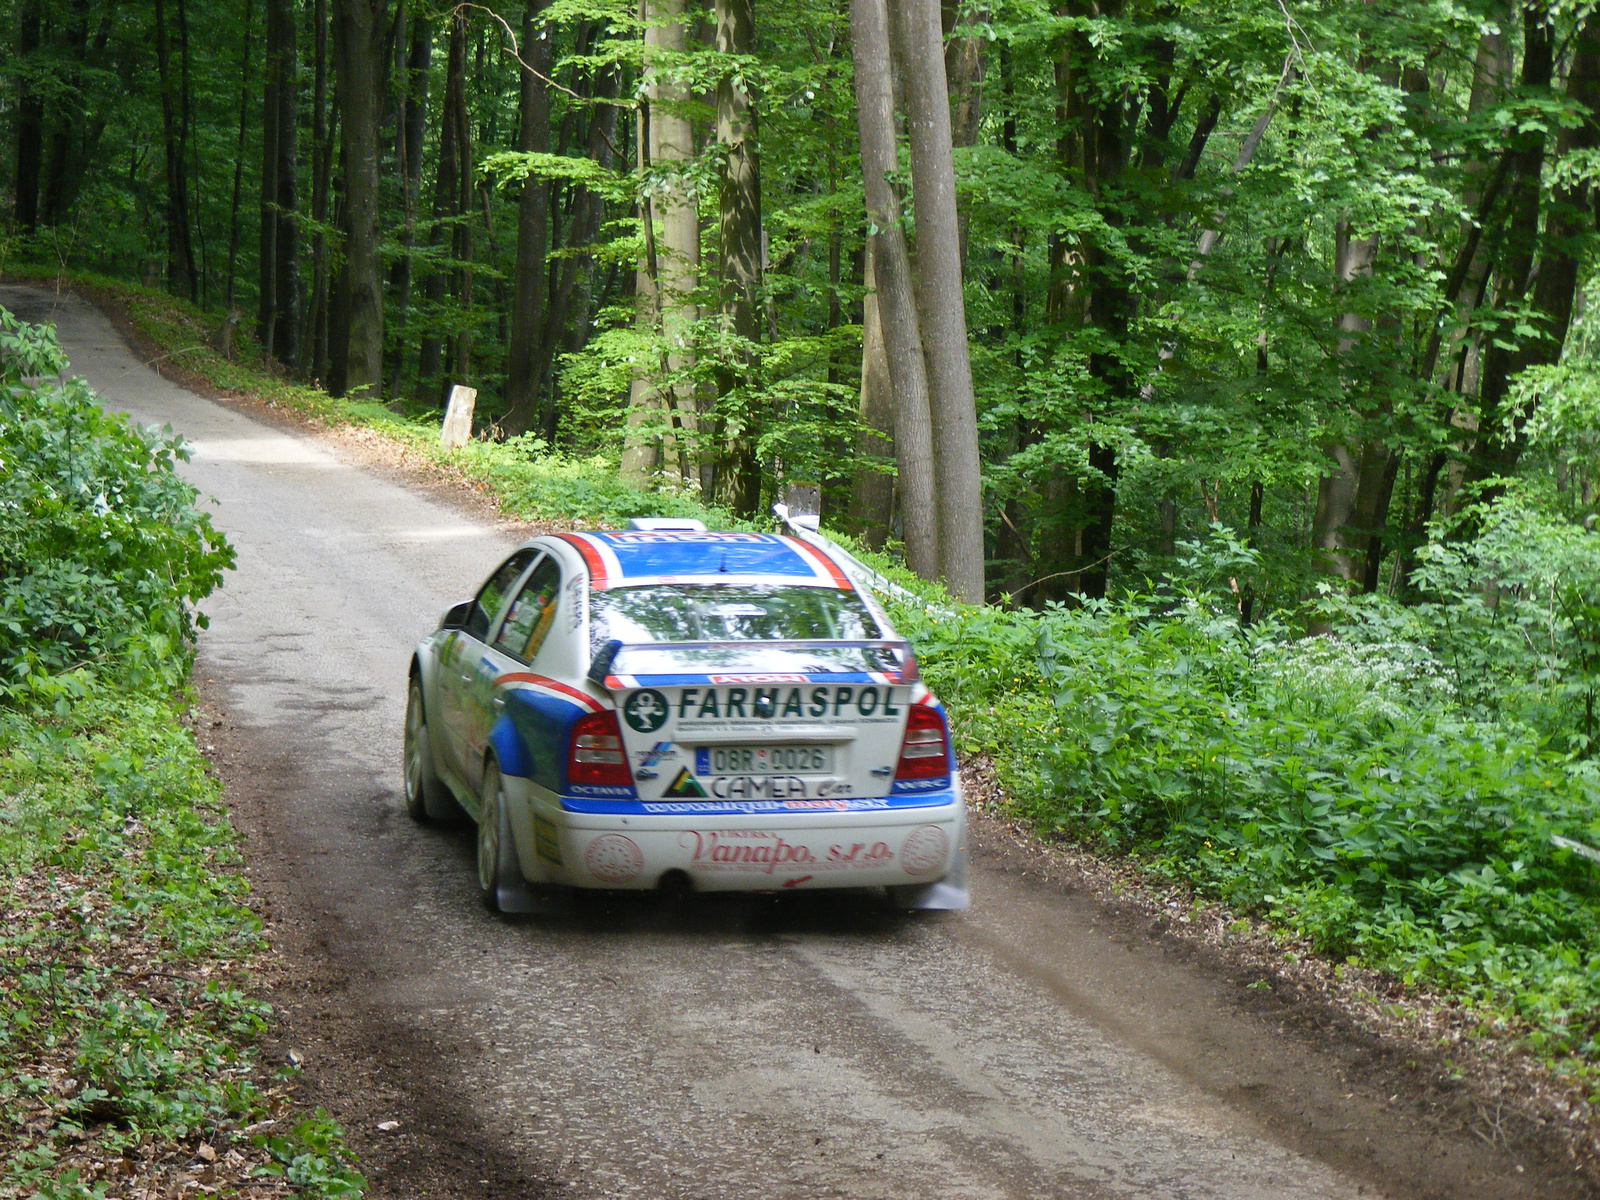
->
[4,283,1580,1200]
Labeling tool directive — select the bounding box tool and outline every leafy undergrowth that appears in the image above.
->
[19,271,1600,1094]
[0,689,364,1200]
[0,299,365,1199]
[883,581,1600,1091]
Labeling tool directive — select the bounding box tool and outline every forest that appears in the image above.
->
[8,0,1600,612]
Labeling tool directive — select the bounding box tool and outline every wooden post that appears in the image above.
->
[440,384,477,448]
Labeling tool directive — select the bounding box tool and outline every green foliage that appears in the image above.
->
[253,1110,367,1198]
[0,692,264,1119]
[880,563,1600,1068]
[1316,498,1600,757]
[0,689,366,1199]
[0,306,68,380]
[0,305,234,692]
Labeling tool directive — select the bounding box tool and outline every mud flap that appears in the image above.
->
[485,786,566,916]
[490,822,567,915]
[888,845,970,911]
[494,879,568,915]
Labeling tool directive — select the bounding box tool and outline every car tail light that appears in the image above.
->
[567,710,633,787]
[894,702,950,780]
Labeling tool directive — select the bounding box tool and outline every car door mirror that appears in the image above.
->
[439,599,474,631]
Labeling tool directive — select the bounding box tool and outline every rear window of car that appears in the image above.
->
[590,584,894,674]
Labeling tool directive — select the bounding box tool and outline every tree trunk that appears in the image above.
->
[153,0,199,300]
[623,0,700,487]
[333,0,387,395]
[1465,8,1599,490]
[420,14,469,401]
[259,0,282,356]
[385,10,430,393]
[306,0,332,380]
[1314,59,1441,589]
[183,0,207,304]
[450,12,475,385]
[502,0,553,429]
[225,0,255,312]
[272,0,300,364]
[40,0,92,225]
[942,0,983,272]
[714,0,762,516]
[889,0,985,601]
[993,40,1033,599]
[1394,28,1510,589]
[851,0,938,580]
[1310,221,1381,580]
[848,238,896,547]
[14,0,43,233]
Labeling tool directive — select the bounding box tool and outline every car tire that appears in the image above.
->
[477,757,523,913]
[404,677,458,823]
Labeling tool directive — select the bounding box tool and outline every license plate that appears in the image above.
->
[695,745,835,775]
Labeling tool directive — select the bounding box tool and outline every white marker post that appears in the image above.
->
[440,385,477,449]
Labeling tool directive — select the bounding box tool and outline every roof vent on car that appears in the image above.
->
[624,517,708,532]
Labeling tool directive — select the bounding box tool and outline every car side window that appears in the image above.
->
[466,550,535,641]
[493,555,562,662]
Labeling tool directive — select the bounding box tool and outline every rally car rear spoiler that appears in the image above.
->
[589,638,920,688]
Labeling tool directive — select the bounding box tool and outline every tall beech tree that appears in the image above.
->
[331,0,386,394]
[713,0,761,515]
[258,0,298,362]
[152,0,199,300]
[13,0,43,233]
[851,0,937,580]
[385,7,431,390]
[887,0,983,601]
[623,0,700,486]
[502,0,552,431]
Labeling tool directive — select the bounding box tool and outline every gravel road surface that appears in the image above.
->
[5,283,1584,1200]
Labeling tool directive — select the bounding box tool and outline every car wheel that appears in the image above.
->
[477,757,522,912]
[404,677,458,823]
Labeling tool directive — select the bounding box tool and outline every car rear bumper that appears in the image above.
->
[513,782,965,892]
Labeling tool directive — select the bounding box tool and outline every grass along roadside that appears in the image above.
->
[0,688,365,1200]
[12,269,1600,1175]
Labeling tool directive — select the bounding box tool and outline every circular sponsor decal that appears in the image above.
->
[621,688,669,733]
[899,825,950,877]
[584,834,644,884]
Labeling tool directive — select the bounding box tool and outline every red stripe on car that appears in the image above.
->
[557,533,609,588]
[786,538,853,590]
[496,671,604,712]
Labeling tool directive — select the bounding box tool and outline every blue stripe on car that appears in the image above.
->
[595,532,819,580]
[557,790,957,815]
[613,672,895,686]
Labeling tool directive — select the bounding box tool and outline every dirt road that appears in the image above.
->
[6,283,1586,1200]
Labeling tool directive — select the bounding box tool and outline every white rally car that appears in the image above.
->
[404,515,968,913]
